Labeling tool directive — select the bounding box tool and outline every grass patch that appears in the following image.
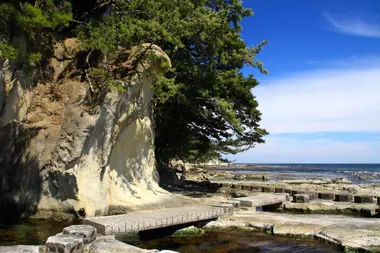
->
[171,227,204,237]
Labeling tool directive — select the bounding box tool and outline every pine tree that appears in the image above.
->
[0,0,268,165]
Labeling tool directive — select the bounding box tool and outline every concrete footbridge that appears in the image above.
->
[84,205,230,235]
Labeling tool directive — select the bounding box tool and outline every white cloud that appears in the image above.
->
[324,12,380,38]
[228,136,380,163]
[254,65,380,134]
[229,57,380,163]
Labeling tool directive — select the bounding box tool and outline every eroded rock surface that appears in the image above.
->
[0,41,172,220]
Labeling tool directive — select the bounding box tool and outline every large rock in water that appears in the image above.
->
[0,41,172,220]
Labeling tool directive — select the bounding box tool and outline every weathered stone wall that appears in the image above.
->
[0,41,171,220]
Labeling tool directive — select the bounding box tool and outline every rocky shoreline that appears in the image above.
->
[2,167,380,252]
[0,224,179,253]
[164,168,380,252]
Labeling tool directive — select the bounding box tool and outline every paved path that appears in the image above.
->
[84,205,228,235]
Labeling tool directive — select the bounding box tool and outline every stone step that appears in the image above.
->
[233,193,288,209]
[334,193,353,202]
[221,200,241,207]
[213,203,234,213]
[318,192,335,200]
[293,194,310,203]
[354,195,375,204]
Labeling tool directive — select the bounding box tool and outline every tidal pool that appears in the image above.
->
[128,229,342,253]
[1,221,342,252]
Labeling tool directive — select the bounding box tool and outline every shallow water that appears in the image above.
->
[0,220,76,246]
[0,221,342,252]
[129,229,342,253]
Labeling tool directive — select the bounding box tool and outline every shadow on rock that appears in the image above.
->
[0,122,43,223]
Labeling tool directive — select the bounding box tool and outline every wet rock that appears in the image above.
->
[46,234,84,253]
[62,225,97,244]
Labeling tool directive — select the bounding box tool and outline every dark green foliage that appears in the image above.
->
[0,0,72,66]
[1,0,268,165]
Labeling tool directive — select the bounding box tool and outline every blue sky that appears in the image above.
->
[227,0,380,163]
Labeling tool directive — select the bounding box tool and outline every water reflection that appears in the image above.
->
[132,229,341,253]
[0,220,75,246]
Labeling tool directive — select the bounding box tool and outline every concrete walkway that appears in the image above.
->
[84,205,228,235]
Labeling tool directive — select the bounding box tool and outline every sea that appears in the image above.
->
[214,163,380,184]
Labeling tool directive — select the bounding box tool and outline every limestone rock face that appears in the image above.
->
[0,41,171,220]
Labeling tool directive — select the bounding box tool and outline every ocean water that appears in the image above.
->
[215,163,380,184]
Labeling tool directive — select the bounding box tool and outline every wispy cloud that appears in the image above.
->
[228,136,380,163]
[227,56,380,163]
[254,59,380,134]
[324,12,380,38]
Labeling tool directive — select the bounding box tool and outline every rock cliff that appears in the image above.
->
[0,40,173,221]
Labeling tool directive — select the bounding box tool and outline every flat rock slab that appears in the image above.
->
[232,211,380,250]
[316,227,380,250]
[284,201,378,216]
[84,205,226,235]
[233,193,287,208]
[0,246,43,253]
[239,212,380,229]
